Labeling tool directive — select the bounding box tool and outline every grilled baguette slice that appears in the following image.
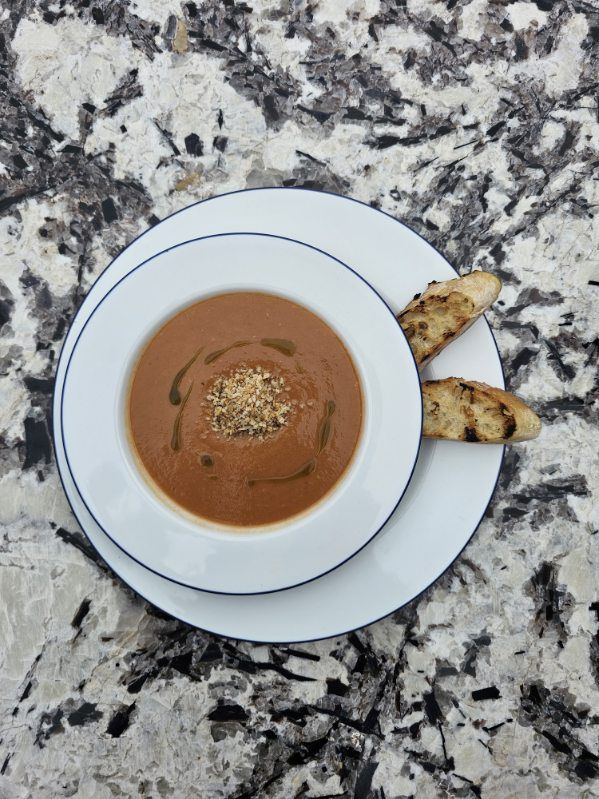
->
[398,272,502,368]
[422,378,541,443]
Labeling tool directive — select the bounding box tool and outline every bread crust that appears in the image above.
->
[398,272,502,368]
[422,378,542,443]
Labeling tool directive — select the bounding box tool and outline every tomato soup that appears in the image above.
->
[128,292,362,526]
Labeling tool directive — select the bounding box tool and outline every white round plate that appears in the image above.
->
[53,188,504,642]
[61,232,421,594]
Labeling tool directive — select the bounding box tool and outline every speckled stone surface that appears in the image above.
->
[1,1,598,796]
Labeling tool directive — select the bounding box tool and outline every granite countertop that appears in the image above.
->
[1,1,598,796]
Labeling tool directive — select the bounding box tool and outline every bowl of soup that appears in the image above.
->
[61,232,422,594]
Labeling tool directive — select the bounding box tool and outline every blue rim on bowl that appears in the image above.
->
[60,231,423,596]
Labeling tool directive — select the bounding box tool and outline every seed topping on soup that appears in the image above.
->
[205,365,292,439]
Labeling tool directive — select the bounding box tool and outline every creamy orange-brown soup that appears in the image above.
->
[128,292,362,526]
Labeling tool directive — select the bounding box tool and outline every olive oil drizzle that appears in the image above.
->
[169,347,203,405]
[247,400,335,486]
[317,400,336,454]
[248,458,316,487]
[170,382,193,451]
[204,340,250,365]
[260,338,296,356]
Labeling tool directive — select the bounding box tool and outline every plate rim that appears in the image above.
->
[52,186,505,642]
[59,230,423,595]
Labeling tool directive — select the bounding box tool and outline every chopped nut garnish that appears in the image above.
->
[205,365,292,438]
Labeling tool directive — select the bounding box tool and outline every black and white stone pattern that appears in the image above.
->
[0,1,598,796]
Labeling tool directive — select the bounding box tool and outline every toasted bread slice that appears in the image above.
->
[422,378,541,443]
[398,272,502,368]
